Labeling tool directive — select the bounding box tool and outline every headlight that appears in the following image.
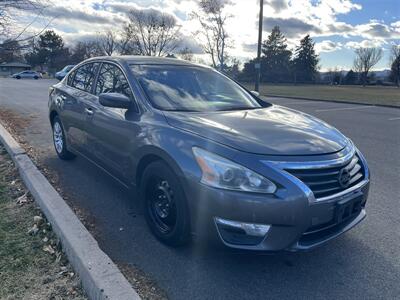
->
[192,147,277,194]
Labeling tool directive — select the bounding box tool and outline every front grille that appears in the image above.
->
[285,154,365,199]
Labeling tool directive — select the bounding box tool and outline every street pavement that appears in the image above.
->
[1,78,399,300]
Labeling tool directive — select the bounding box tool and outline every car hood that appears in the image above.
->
[163,105,349,156]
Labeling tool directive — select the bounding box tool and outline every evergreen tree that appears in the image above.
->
[389,46,400,87]
[238,58,257,82]
[25,30,70,74]
[292,35,319,83]
[344,69,356,85]
[261,26,292,82]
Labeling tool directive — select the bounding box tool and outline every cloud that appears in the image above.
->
[43,5,125,25]
[326,22,354,35]
[315,40,342,53]
[242,43,258,52]
[266,0,288,13]
[356,22,395,39]
[106,2,142,14]
[345,39,386,49]
[263,17,322,38]
[177,36,204,54]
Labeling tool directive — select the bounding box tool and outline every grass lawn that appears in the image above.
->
[0,145,86,300]
[242,83,400,107]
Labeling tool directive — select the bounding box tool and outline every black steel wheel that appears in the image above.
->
[147,178,177,234]
[141,161,191,246]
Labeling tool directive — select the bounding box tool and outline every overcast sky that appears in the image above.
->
[12,0,400,70]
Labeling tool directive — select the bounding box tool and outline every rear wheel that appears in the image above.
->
[34,76,39,80]
[141,161,191,246]
[52,116,75,160]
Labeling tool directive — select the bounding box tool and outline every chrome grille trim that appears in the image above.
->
[262,144,370,202]
[284,154,365,199]
[266,143,356,170]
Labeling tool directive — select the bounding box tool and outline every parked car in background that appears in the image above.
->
[48,56,370,251]
[55,65,75,81]
[12,70,42,79]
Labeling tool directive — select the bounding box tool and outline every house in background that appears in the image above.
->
[0,62,31,76]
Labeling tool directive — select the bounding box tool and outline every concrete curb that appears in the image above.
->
[264,94,400,109]
[0,123,140,300]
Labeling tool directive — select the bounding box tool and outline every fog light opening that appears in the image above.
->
[215,217,271,246]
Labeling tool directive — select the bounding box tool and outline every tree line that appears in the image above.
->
[1,0,399,86]
[239,26,319,84]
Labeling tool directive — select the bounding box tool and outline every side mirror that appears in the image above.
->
[99,93,132,109]
[250,90,260,97]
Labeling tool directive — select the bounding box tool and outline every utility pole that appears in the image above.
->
[255,0,263,92]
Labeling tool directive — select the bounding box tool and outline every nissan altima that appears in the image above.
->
[48,56,370,251]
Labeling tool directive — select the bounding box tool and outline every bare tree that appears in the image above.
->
[0,39,23,62]
[118,26,140,55]
[326,67,343,85]
[96,30,119,56]
[70,40,104,63]
[123,8,180,56]
[353,47,383,86]
[1,1,50,38]
[0,0,52,52]
[191,0,232,71]
[178,46,194,61]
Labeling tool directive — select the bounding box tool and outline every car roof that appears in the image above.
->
[84,55,207,68]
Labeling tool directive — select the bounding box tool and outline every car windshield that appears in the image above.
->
[130,65,262,112]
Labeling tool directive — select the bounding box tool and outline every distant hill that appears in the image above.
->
[373,69,391,79]
[319,69,391,80]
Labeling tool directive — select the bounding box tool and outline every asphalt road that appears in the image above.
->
[1,78,399,300]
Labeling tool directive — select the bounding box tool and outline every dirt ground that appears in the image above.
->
[0,107,167,300]
[0,144,87,300]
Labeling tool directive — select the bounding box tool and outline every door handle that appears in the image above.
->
[85,108,94,116]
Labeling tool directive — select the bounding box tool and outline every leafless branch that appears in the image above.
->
[190,0,232,70]
[123,8,180,57]
[96,30,119,56]
[0,0,53,50]
[353,47,383,86]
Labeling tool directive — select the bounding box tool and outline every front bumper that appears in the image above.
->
[186,175,370,252]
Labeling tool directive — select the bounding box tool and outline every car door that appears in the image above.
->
[58,62,100,155]
[85,62,141,184]
[21,71,30,78]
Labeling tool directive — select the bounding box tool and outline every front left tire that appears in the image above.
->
[52,116,75,160]
[140,161,191,247]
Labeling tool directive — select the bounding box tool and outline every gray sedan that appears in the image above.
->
[12,70,42,79]
[48,56,370,251]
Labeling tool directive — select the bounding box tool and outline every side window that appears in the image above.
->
[71,63,99,93]
[67,70,75,86]
[95,63,133,99]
